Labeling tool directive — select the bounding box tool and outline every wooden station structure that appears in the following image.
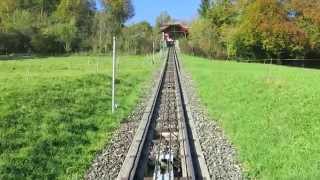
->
[160,23,189,40]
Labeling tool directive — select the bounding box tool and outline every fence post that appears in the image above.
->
[112,36,116,113]
[152,41,155,64]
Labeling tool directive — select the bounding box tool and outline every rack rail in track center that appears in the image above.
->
[117,47,210,180]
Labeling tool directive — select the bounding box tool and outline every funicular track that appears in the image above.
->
[117,47,210,180]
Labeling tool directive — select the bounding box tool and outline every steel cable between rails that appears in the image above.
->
[168,64,173,180]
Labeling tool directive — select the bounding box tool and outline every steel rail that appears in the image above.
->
[116,48,169,180]
[173,47,210,179]
[117,47,210,180]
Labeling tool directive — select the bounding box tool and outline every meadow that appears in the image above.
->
[0,55,157,179]
[182,55,320,179]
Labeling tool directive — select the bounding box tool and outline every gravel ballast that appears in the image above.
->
[180,61,243,179]
[85,59,163,180]
[85,52,242,179]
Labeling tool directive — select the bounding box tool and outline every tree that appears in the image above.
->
[0,0,139,55]
[289,0,320,25]
[0,0,17,32]
[90,0,135,53]
[184,0,235,58]
[54,0,92,22]
[206,0,236,27]
[198,0,211,17]
[184,0,312,59]
[104,0,134,30]
[122,21,153,54]
[30,32,63,54]
[288,0,320,57]
[155,11,172,28]
[50,19,78,52]
[189,18,225,57]
[91,12,115,53]
[239,0,306,58]
[52,0,94,52]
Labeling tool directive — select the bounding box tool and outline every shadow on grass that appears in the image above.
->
[0,54,71,61]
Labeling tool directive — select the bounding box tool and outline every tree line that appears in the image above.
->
[0,0,171,55]
[182,0,320,59]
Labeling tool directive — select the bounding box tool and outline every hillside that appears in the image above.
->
[182,55,320,179]
[0,56,157,179]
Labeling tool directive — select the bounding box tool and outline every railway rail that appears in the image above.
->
[117,47,210,180]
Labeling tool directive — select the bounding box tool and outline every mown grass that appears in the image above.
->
[182,55,320,180]
[0,55,158,179]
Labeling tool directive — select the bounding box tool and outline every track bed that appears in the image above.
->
[117,47,209,180]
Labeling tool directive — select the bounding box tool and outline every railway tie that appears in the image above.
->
[117,47,210,180]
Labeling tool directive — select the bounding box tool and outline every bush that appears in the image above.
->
[0,31,30,55]
[182,18,227,58]
[31,33,65,54]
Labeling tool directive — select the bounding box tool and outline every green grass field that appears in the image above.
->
[182,55,320,179]
[0,55,157,179]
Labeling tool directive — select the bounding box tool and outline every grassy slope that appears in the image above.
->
[182,55,320,179]
[0,55,157,179]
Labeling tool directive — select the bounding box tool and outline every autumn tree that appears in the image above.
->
[235,0,306,58]
[184,0,315,59]
[288,0,320,57]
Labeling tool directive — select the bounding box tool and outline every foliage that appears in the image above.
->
[90,0,139,54]
[0,0,140,55]
[50,19,78,52]
[188,18,225,57]
[0,0,163,55]
[184,0,320,59]
[122,21,154,54]
[30,33,64,54]
[104,0,134,24]
[182,0,236,59]
[152,11,172,51]
[0,55,157,179]
[289,0,320,57]
[90,15,154,55]
[183,55,320,179]
[238,0,306,58]
[0,31,30,54]
[198,0,211,17]
[155,11,172,29]
[0,0,95,55]
[90,12,114,53]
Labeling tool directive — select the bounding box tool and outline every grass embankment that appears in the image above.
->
[182,55,320,179]
[0,55,157,179]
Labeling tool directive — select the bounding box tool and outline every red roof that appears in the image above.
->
[160,23,189,33]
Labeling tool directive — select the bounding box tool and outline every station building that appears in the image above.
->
[160,23,189,40]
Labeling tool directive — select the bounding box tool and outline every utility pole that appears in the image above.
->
[112,36,116,113]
